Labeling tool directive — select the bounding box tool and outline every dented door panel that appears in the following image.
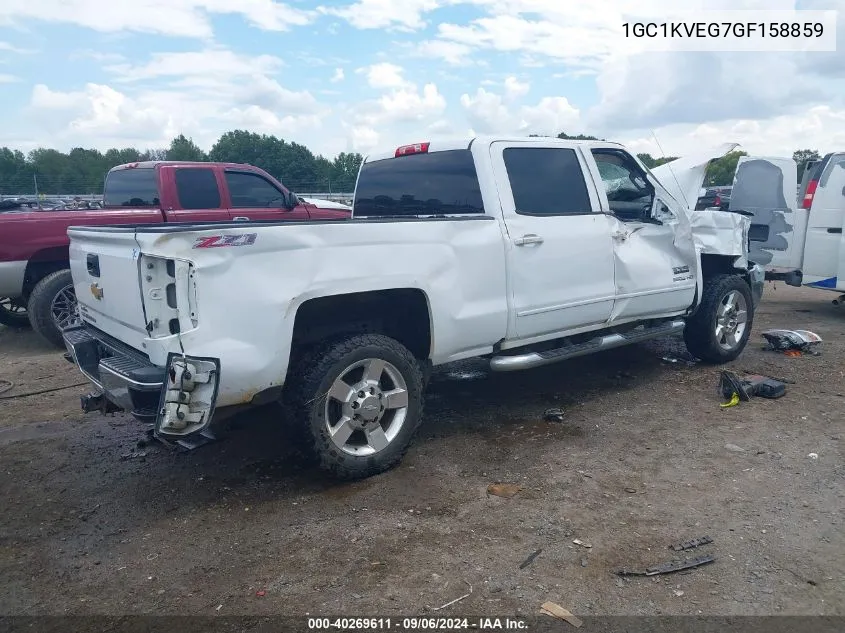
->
[729,157,804,272]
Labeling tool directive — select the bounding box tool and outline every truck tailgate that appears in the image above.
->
[68,227,150,352]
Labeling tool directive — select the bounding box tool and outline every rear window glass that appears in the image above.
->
[103,168,160,207]
[354,149,484,217]
[175,168,221,209]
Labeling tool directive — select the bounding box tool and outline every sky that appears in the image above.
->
[0,0,844,161]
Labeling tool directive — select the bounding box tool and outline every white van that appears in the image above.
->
[728,152,845,299]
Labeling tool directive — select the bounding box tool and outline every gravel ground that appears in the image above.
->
[0,283,842,618]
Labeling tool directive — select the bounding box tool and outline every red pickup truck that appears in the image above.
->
[0,161,351,347]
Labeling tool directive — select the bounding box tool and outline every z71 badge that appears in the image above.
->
[193,233,257,249]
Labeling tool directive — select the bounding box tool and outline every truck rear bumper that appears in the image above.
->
[63,324,221,439]
[63,324,165,420]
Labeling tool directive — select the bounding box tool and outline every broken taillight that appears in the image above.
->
[802,179,818,209]
[395,142,430,157]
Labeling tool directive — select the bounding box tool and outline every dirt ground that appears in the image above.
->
[0,284,842,618]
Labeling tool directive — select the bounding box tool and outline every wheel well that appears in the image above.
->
[290,289,432,360]
[22,247,69,299]
[700,254,740,279]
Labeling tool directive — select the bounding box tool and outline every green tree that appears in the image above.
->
[637,153,679,169]
[704,150,748,186]
[793,149,821,182]
[166,134,206,161]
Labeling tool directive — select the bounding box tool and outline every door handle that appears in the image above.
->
[513,234,544,246]
[233,216,250,221]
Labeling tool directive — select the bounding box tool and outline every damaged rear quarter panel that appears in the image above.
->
[133,219,509,408]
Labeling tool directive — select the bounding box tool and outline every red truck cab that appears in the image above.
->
[0,161,350,347]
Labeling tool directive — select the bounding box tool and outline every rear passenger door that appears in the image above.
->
[490,141,616,340]
[803,153,845,287]
[160,165,233,222]
[223,170,310,221]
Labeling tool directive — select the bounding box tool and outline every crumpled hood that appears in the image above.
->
[651,142,740,211]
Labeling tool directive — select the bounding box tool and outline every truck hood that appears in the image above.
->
[651,142,740,212]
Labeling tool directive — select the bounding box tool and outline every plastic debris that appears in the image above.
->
[670,536,713,552]
[520,548,543,569]
[544,408,565,422]
[540,602,583,628]
[761,329,822,354]
[487,483,522,498]
[808,452,819,460]
[617,554,715,577]
[256,590,266,597]
[718,370,786,406]
[572,539,592,549]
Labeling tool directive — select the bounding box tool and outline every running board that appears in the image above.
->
[489,319,686,372]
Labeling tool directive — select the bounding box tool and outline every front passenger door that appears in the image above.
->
[223,170,310,221]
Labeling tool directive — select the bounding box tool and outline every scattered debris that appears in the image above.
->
[544,408,565,422]
[670,536,713,552]
[430,581,472,611]
[617,554,715,577]
[661,355,697,367]
[120,451,148,461]
[487,483,522,498]
[581,558,589,568]
[572,539,592,549]
[725,444,746,453]
[520,548,543,569]
[719,370,786,406]
[576,470,593,479]
[761,329,822,355]
[673,590,685,597]
[255,590,266,597]
[808,452,819,460]
[540,601,583,628]
[615,578,625,588]
[624,487,638,494]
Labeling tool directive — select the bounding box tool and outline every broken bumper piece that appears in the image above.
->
[63,324,220,441]
[749,262,765,308]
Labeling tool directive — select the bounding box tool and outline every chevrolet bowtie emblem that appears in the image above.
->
[90,283,104,300]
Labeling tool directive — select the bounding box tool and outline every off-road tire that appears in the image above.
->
[27,269,76,348]
[684,274,754,364]
[285,333,424,480]
[0,298,29,328]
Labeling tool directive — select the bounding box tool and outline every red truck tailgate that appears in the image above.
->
[68,227,150,352]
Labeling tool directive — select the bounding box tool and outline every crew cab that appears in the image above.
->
[62,137,764,480]
[0,161,350,346]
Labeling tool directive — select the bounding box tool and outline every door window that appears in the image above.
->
[225,171,287,208]
[174,168,221,210]
[591,150,655,220]
[502,147,592,216]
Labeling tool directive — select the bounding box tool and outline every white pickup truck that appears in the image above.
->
[62,136,764,479]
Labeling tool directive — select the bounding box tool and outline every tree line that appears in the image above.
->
[0,129,823,196]
[0,131,365,196]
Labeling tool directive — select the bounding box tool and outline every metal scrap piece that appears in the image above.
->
[617,554,715,577]
[669,536,714,552]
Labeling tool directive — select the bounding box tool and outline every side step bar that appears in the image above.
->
[489,319,686,372]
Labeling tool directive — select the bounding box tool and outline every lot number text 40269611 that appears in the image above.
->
[307,617,528,630]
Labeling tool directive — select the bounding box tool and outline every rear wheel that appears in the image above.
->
[684,274,753,363]
[27,270,79,348]
[0,297,29,328]
[286,333,424,480]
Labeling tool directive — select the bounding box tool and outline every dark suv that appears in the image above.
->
[695,186,732,210]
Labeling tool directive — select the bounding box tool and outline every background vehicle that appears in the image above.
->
[695,186,732,210]
[728,152,845,297]
[62,137,763,480]
[0,161,350,346]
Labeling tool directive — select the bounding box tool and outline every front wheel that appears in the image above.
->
[286,334,424,480]
[684,274,754,364]
[0,297,29,328]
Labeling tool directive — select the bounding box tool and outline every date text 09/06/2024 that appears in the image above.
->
[622,21,824,38]
[307,617,528,630]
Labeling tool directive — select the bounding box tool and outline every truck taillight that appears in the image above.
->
[714,194,722,207]
[802,179,818,209]
[395,142,430,157]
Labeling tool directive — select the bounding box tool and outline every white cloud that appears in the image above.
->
[0,41,33,54]
[0,0,314,38]
[503,76,529,101]
[359,62,411,89]
[319,0,444,31]
[331,68,345,83]
[377,83,446,122]
[0,74,20,83]
[412,40,475,65]
[107,49,283,82]
[460,86,580,135]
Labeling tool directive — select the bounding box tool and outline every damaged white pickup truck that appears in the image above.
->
[63,136,764,479]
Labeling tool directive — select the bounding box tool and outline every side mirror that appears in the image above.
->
[284,191,298,209]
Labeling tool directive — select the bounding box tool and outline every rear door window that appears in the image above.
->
[103,168,160,207]
[174,167,221,209]
[354,149,484,216]
[502,147,592,215]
